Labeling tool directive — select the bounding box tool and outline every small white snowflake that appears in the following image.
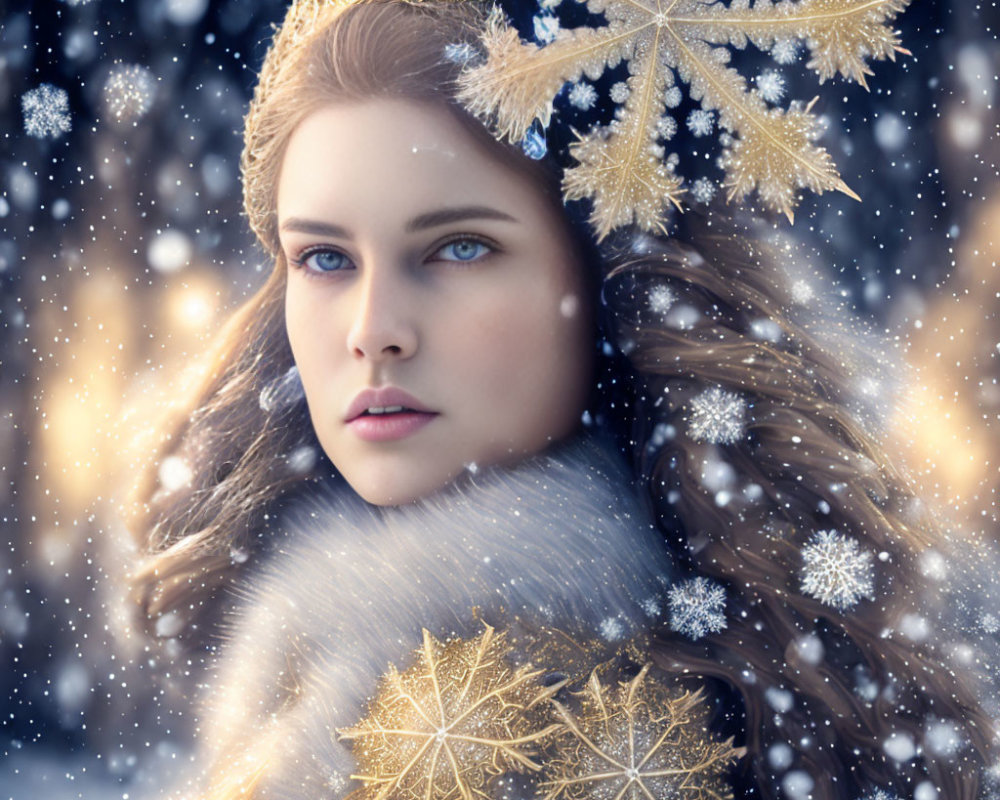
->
[981,613,1000,634]
[599,615,626,641]
[610,81,630,103]
[800,530,875,611]
[857,789,902,800]
[667,576,728,640]
[568,81,598,110]
[755,69,786,104]
[687,386,747,444]
[690,177,717,204]
[533,14,559,44]
[22,84,72,140]
[686,108,714,137]
[640,596,662,618]
[656,115,678,140]
[790,279,815,304]
[771,38,799,64]
[648,283,676,313]
[103,63,157,123]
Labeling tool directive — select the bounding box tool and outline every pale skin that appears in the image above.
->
[277,99,594,505]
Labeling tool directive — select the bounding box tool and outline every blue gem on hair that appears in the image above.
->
[520,120,548,160]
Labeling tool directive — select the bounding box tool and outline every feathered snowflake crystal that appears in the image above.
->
[668,577,728,640]
[458,0,911,238]
[337,625,561,800]
[800,529,875,611]
[542,664,745,800]
[686,386,747,444]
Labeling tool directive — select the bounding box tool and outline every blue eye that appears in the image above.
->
[297,248,351,273]
[435,239,492,262]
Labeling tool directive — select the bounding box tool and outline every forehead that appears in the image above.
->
[277,99,539,226]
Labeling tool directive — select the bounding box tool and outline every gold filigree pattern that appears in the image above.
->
[337,624,562,800]
[458,0,911,237]
[542,663,746,800]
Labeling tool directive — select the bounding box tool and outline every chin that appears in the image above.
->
[345,467,459,507]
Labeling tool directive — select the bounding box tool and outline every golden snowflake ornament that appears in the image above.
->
[541,663,745,800]
[458,0,912,238]
[337,624,563,800]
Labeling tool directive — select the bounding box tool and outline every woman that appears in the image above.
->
[125,1,998,798]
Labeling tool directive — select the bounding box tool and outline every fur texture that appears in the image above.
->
[173,431,680,798]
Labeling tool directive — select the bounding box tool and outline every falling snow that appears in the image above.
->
[667,576,728,640]
[800,530,875,611]
[21,83,72,139]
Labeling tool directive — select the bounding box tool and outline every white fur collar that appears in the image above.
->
[180,432,678,798]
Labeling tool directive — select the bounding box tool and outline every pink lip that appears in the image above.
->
[344,386,438,442]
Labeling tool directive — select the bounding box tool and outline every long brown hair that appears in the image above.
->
[126,1,997,798]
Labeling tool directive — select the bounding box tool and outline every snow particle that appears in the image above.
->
[663,86,683,108]
[158,456,193,492]
[568,82,598,111]
[154,611,186,639]
[800,530,875,611]
[103,63,157,123]
[882,731,916,762]
[857,790,902,800]
[686,386,747,445]
[259,365,306,413]
[792,633,824,665]
[690,177,717,204]
[686,108,714,137]
[599,615,626,641]
[148,229,192,273]
[755,70,786,104]
[767,742,794,771]
[648,283,677,314]
[21,84,72,140]
[287,445,318,474]
[667,576,728,640]
[874,112,908,152]
[165,0,209,26]
[924,718,964,757]
[781,770,814,800]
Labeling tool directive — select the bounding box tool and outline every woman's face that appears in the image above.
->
[277,99,593,505]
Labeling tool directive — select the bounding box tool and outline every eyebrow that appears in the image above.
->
[279,205,519,239]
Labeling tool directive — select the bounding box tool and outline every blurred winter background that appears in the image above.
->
[0,0,997,797]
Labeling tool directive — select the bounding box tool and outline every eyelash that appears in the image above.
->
[290,235,498,277]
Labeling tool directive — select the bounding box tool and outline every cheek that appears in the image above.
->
[448,279,590,406]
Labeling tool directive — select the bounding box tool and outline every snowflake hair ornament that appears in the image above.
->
[457,0,912,239]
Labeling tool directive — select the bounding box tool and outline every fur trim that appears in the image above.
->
[176,431,678,798]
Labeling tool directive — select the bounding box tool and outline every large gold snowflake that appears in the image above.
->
[458,0,910,238]
[337,624,563,800]
[541,663,745,800]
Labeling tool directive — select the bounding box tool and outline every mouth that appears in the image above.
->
[355,405,424,418]
[344,387,438,442]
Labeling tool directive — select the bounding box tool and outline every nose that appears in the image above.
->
[345,263,418,362]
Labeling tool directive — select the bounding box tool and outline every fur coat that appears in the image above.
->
[162,431,722,799]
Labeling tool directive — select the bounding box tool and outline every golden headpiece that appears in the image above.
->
[243,0,911,247]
